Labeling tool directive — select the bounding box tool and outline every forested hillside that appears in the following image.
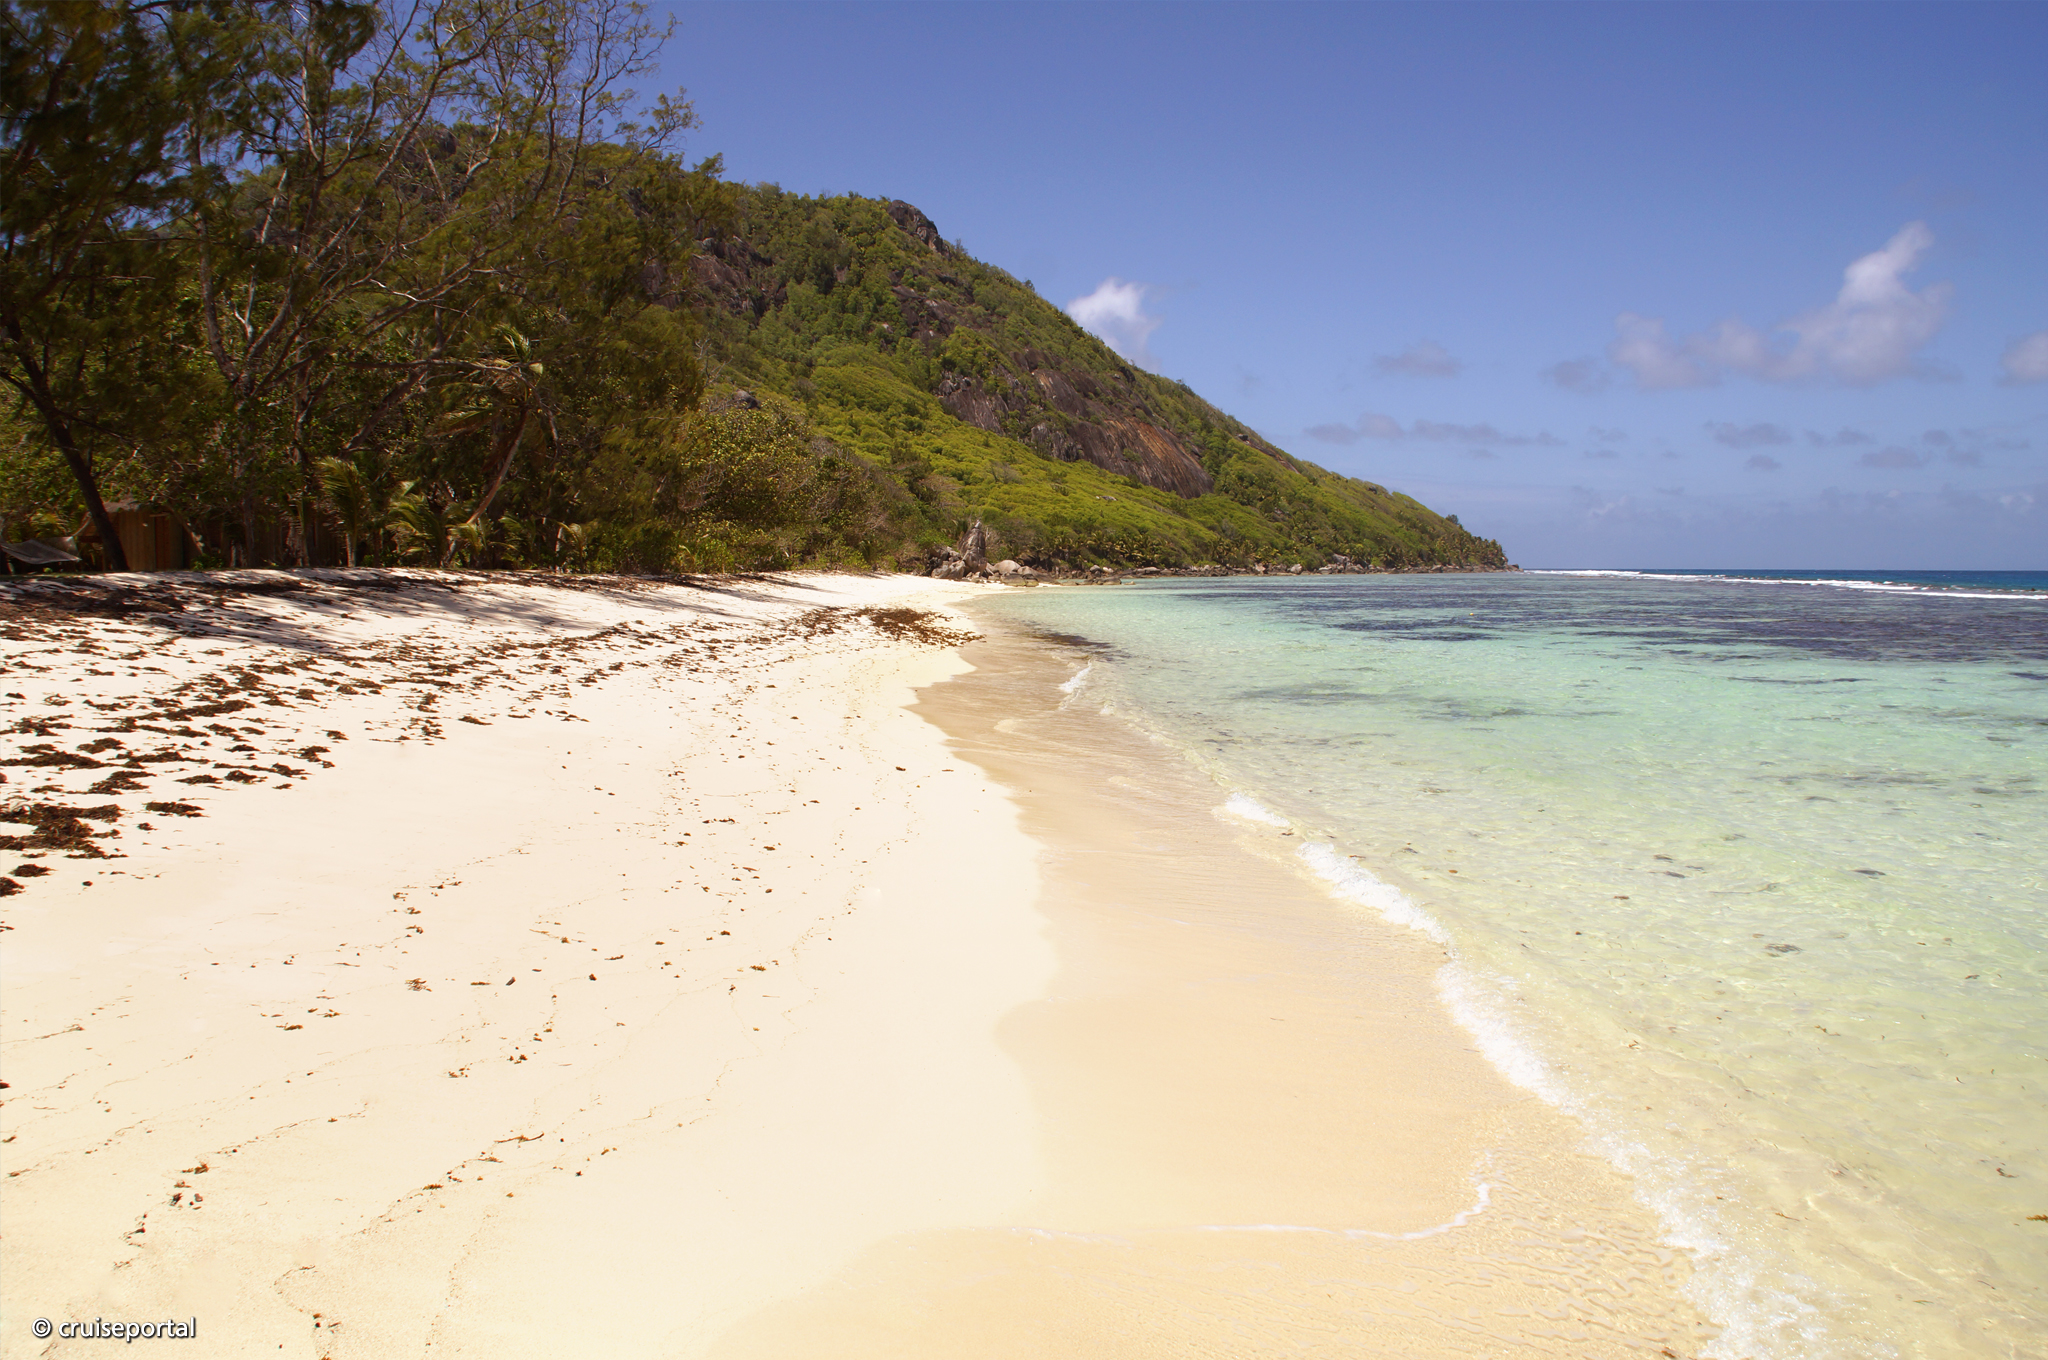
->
[1,0,1507,575]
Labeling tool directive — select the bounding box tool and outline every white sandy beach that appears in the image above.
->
[2,569,1708,1358]
[2,570,1055,1358]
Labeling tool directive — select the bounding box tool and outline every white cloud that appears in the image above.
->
[1606,223,1953,390]
[1571,482,2037,566]
[1542,358,1609,393]
[1304,423,1359,446]
[1307,413,1562,448]
[1706,421,1794,449]
[1374,340,1463,377]
[1066,278,1161,369]
[1905,424,2032,463]
[1413,418,1563,447]
[2000,331,2048,385]
[1609,314,1713,389]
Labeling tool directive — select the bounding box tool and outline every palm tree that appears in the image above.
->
[315,457,370,566]
[391,493,459,568]
[318,449,412,567]
[436,327,548,528]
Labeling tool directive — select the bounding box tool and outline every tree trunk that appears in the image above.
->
[57,435,129,572]
[240,493,260,567]
[2,351,130,571]
[465,406,536,526]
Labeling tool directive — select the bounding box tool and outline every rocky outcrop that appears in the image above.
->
[885,201,954,256]
[932,372,1215,498]
[1063,559,1517,584]
[923,519,1040,581]
[686,198,1223,499]
[689,237,782,318]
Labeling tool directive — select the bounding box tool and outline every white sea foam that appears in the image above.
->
[1218,791,1290,827]
[1058,662,1093,696]
[1430,960,1565,1103]
[1527,568,2043,602]
[1295,841,1449,945]
[1287,839,1823,1355]
[984,575,2043,1356]
[1430,929,1839,1359]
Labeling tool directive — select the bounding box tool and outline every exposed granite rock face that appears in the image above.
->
[885,200,953,256]
[689,200,1222,499]
[689,237,782,318]
[931,368,1215,498]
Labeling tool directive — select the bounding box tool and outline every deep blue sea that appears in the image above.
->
[985,571,2047,1360]
[1550,567,2048,595]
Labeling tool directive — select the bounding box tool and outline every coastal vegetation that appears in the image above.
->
[2,0,1506,574]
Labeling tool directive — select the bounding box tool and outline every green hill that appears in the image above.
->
[1,1,1502,577]
[679,189,1508,573]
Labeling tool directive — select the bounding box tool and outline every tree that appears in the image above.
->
[167,0,692,562]
[3,3,201,566]
[430,326,547,527]
[316,445,409,566]
[6,1,702,570]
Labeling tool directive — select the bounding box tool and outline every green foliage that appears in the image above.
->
[1,1,1503,574]
[687,184,1507,570]
[567,392,913,572]
[3,0,717,569]
[391,491,459,569]
[0,401,77,537]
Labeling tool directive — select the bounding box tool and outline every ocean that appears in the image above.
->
[980,571,2047,1360]
[1547,568,2048,596]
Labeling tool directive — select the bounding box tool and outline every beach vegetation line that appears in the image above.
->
[0,0,1504,578]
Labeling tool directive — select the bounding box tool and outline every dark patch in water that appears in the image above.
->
[1761,770,1942,788]
[1168,574,2048,665]
[1234,687,1371,706]
[1018,626,1118,657]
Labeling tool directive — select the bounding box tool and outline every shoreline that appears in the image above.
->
[5,569,1707,1357]
[706,607,1714,1357]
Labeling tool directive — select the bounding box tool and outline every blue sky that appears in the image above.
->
[656,2,2046,567]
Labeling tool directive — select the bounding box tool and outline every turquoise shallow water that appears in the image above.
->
[982,574,2047,1360]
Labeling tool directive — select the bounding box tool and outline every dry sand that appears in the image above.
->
[2,569,1049,1358]
[1,569,1711,1358]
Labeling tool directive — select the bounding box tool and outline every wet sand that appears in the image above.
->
[706,618,1715,1358]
